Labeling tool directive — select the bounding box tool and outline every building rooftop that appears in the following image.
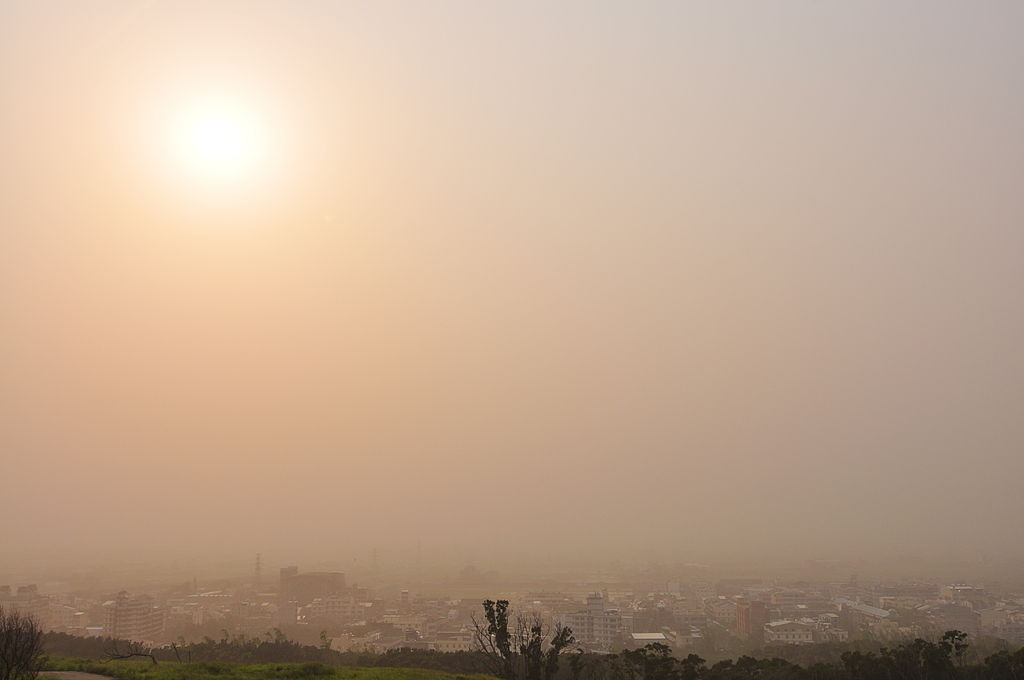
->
[766,620,811,628]
[836,598,892,618]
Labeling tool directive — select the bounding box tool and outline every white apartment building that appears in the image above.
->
[103,592,165,641]
[561,594,622,650]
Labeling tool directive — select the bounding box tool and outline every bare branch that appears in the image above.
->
[104,640,158,665]
[0,607,44,680]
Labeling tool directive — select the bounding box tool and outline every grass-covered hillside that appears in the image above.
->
[43,658,495,680]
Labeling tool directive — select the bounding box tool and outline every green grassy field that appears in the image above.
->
[43,658,494,680]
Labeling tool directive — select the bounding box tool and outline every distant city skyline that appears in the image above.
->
[4,559,1024,654]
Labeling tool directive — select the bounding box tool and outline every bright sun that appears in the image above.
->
[171,97,269,186]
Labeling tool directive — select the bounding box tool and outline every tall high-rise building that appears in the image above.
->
[279,567,346,605]
[562,594,622,651]
[103,592,165,641]
[736,600,769,643]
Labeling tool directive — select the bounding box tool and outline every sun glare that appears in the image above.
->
[170,97,269,187]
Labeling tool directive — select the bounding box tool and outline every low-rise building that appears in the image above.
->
[305,594,363,621]
[836,598,895,634]
[764,620,814,645]
[429,630,474,652]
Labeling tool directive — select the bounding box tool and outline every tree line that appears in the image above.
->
[18,601,1024,680]
[471,600,1024,680]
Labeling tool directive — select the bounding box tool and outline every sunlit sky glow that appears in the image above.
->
[1,1,1023,576]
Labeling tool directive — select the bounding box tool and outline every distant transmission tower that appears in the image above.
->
[255,553,262,587]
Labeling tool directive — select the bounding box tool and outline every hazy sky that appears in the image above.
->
[2,1,1023,574]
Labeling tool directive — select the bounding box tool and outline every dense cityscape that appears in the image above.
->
[5,559,1024,658]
